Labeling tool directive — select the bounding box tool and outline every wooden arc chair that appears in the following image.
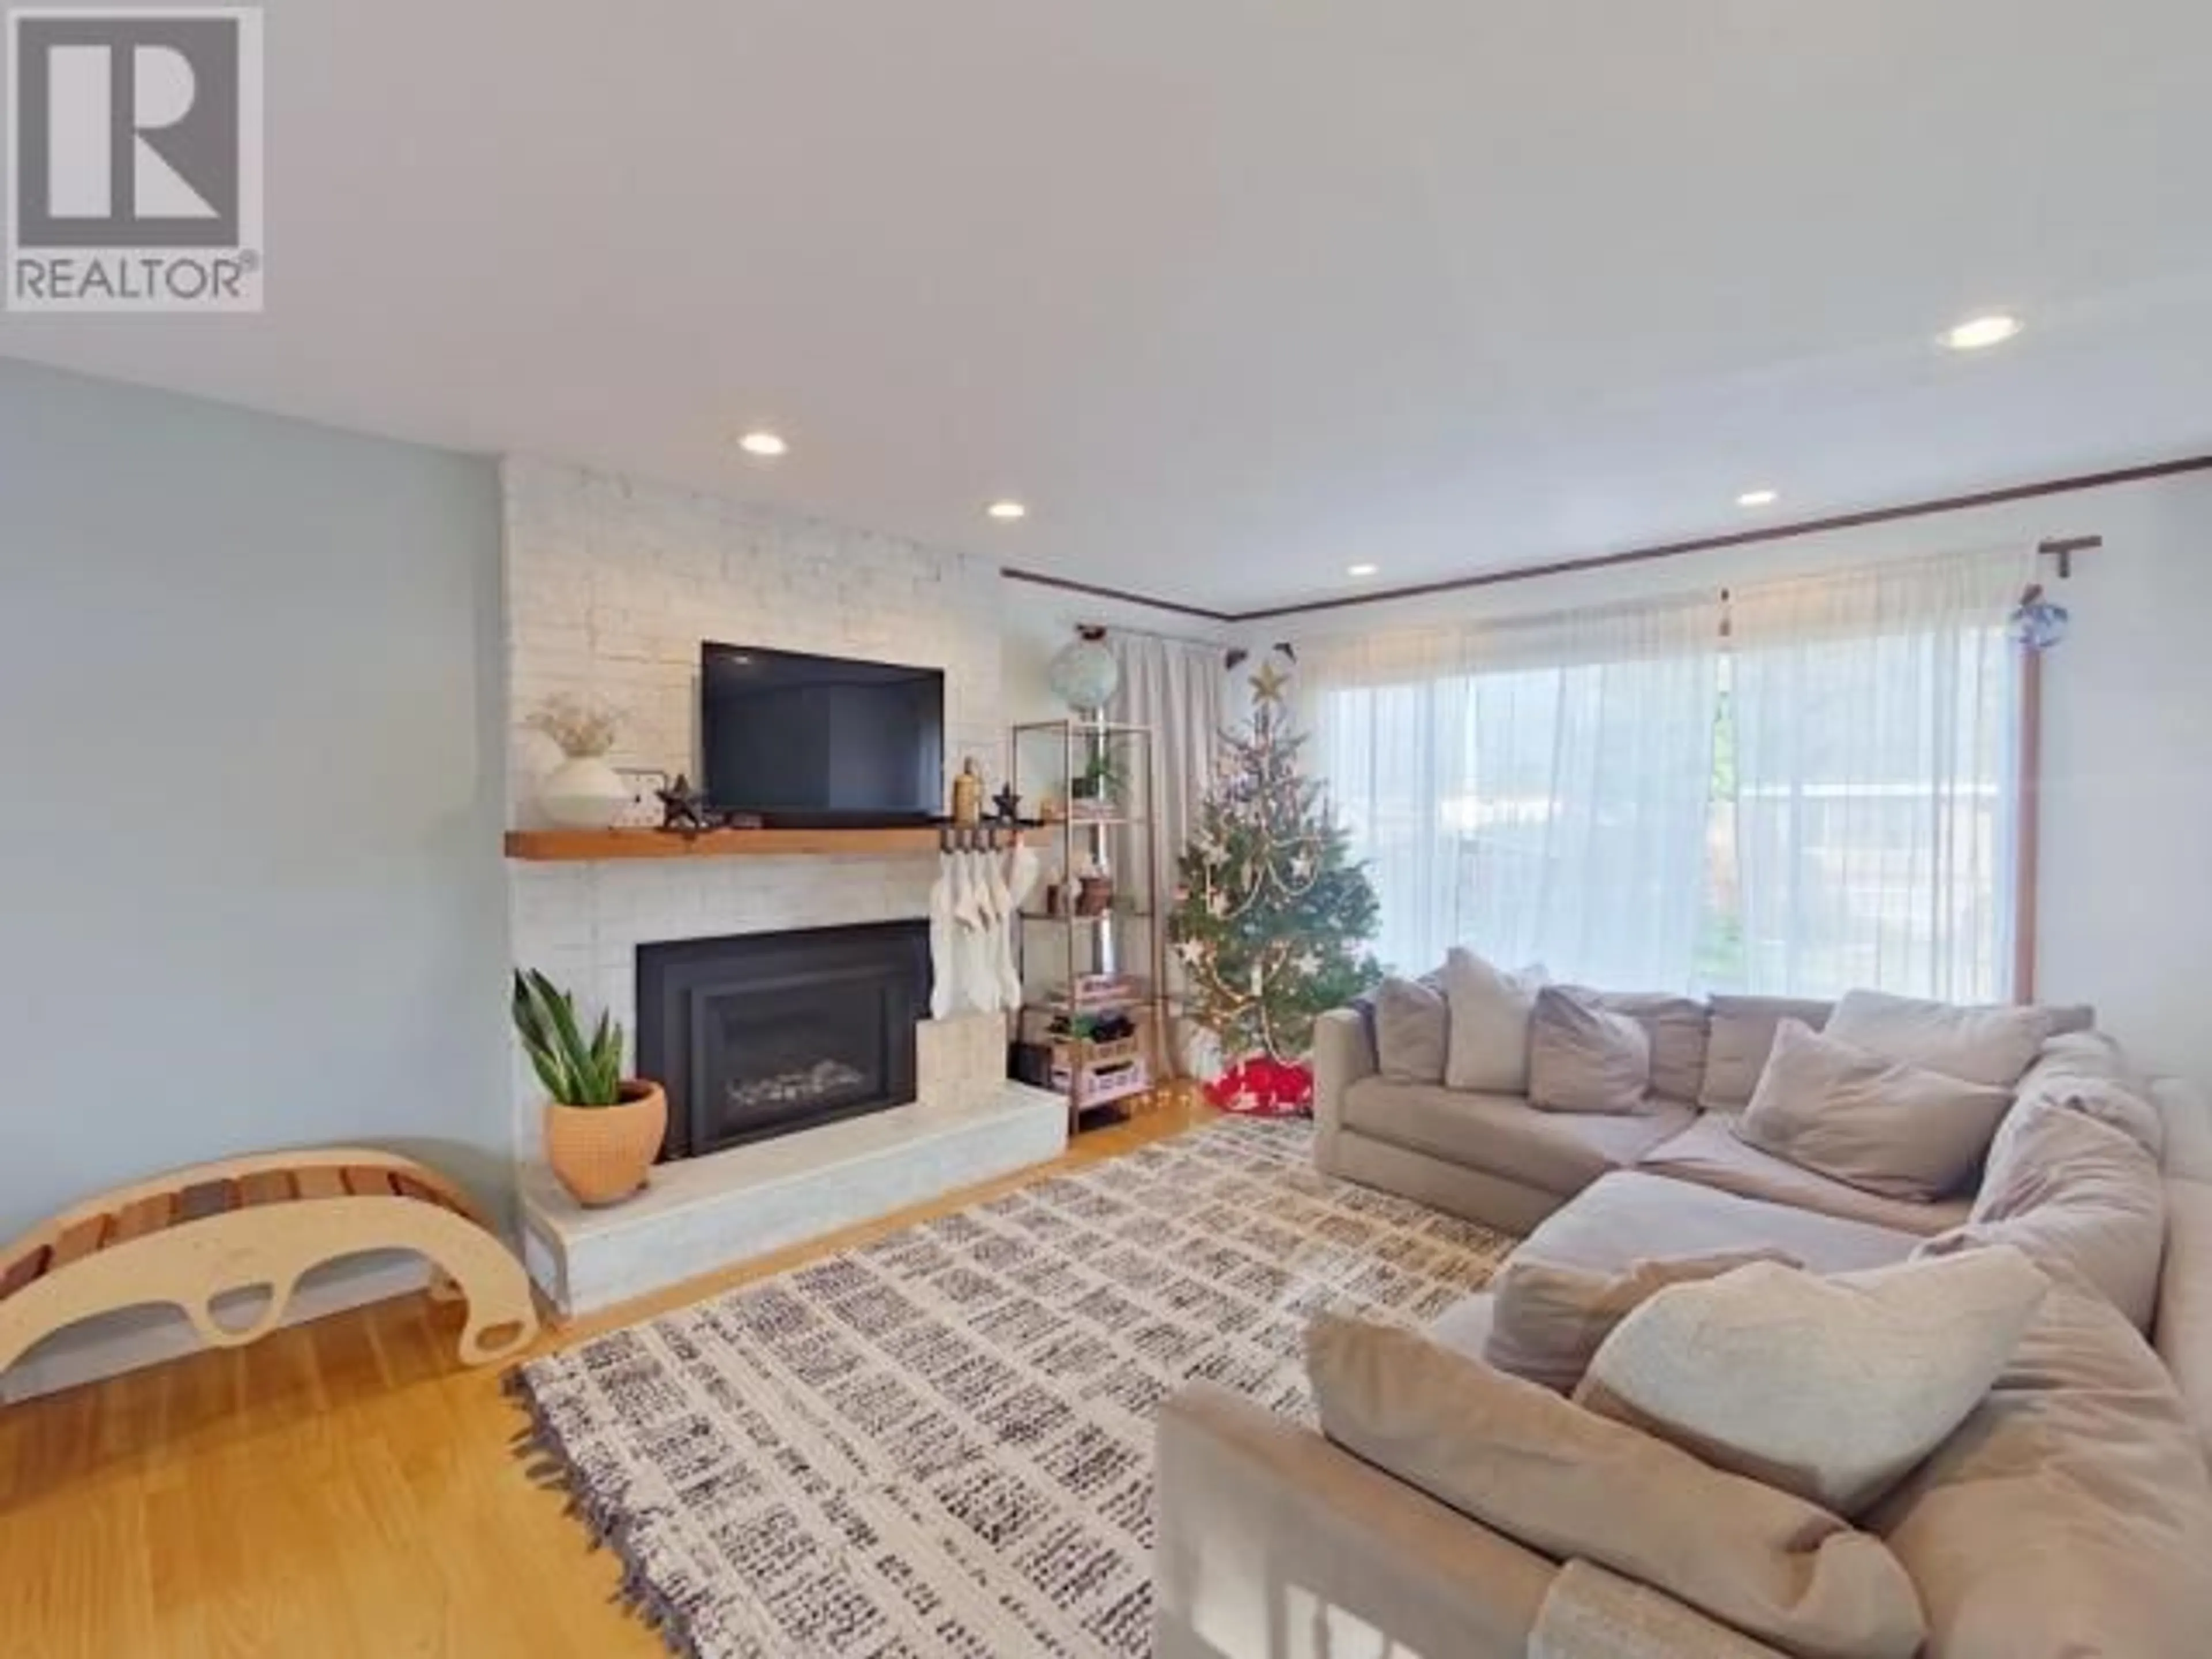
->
[0,1149,540,1384]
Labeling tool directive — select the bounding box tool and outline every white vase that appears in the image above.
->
[540,755,628,829]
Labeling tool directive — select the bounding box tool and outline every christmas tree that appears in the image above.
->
[1170,654,1381,1112]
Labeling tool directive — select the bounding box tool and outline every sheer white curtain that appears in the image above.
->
[1111,634,1230,1073]
[1725,547,2029,1001]
[1305,594,1722,985]
[1110,632,1229,887]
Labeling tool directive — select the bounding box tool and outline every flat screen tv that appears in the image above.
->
[700,643,944,827]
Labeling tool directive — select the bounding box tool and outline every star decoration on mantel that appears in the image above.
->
[1248,658,1290,706]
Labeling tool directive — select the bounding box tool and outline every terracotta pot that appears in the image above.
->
[544,1081,667,1207]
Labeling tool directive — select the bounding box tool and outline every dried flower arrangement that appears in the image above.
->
[527,693,621,758]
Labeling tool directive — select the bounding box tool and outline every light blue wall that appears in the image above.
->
[0,359,512,1237]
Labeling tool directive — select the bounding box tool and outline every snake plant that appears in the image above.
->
[511,968,626,1107]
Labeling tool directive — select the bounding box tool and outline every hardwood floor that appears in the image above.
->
[1,1092,1213,1658]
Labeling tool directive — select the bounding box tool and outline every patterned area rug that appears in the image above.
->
[508,1116,1516,1658]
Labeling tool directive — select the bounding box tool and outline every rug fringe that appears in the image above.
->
[504,1361,708,1659]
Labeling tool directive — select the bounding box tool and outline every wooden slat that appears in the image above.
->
[110,1194,176,1243]
[50,1216,111,1268]
[342,1166,404,1198]
[0,1245,49,1300]
[176,1180,238,1222]
[237,1171,296,1208]
[291,1168,349,1201]
[391,1174,451,1210]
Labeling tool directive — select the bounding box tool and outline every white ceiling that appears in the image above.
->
[7,1,2212,613]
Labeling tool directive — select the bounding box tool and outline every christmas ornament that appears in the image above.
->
[2009,584,2070,652]
[1248,658,1290,706]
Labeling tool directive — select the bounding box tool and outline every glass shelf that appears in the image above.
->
[1020,911,1154,924]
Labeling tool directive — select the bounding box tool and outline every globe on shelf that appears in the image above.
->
[1048,626,1120,716]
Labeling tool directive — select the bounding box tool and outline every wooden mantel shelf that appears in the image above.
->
[505,826,944,862]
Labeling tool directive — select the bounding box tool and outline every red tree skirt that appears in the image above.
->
[1203,1055,1315,1118]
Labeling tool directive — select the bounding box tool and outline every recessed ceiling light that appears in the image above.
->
[1346,562,1379,577]
[986,500,1028,522]
[1737,488,1779,508]
[737,430,788,458]
[1944,314,2021,352]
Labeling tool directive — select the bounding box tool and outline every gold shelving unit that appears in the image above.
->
[1010,718,1172,1131]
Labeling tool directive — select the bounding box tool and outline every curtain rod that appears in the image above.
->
[1096,619,1231,650]
[2036,535,2100,578]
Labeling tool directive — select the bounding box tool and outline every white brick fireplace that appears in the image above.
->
[501,457,1061,1313]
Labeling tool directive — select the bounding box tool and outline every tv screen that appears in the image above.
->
[700,643,944,826]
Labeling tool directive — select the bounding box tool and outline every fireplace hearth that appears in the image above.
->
[637,922,931,1161]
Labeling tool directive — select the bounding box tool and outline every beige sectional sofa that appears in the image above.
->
[1154,995,2212,1658]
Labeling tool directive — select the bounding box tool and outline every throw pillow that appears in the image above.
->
[1442,948,1549,1094]
[1734,1018,2013,1202]
[1825,988,2055,1089]
[1574,1246,2050,1516]
[1699,994,1835,1110]
[1575,989,1711,1105]
[1485,1249,1802,1393]
[1528,987,1653,1113]
[1916,1094,2166,1331]
[1307,1315,1926,1659]
[1371,973,1450,1084]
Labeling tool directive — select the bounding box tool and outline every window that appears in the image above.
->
[1309,548,2028,1000]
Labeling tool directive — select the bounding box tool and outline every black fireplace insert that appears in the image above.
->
[636,921,931,1161]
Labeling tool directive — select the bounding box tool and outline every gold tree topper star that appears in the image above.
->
[1249,658,1289,706]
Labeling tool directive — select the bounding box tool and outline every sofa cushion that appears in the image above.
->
[1443,949,1549,1093]
[1700,995,1834,1110]
[1917,1095,2166,1331]
[2154,1075,2212,1183]
[1528,987,1652,1115]
[1372,973,1451,1084]
[1577,1248,2050,1516]
[1638,1112,1972,1237]
[1574,989,1710,1105]
[1734,1019,2013,1202]
[1824,989,2056,1089]
[1510,1170,1922,1279]
[1308,1315,1926,1659]
[1868,1286,2212,1658]
[2156,1177,2212,1465]
[1531,1559,1797,1659]
[1426,1290,1498,1362]
[2013,1029,2163,1158]
[1484,1249,1800,1393]
[1342,1078,1694,1199]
